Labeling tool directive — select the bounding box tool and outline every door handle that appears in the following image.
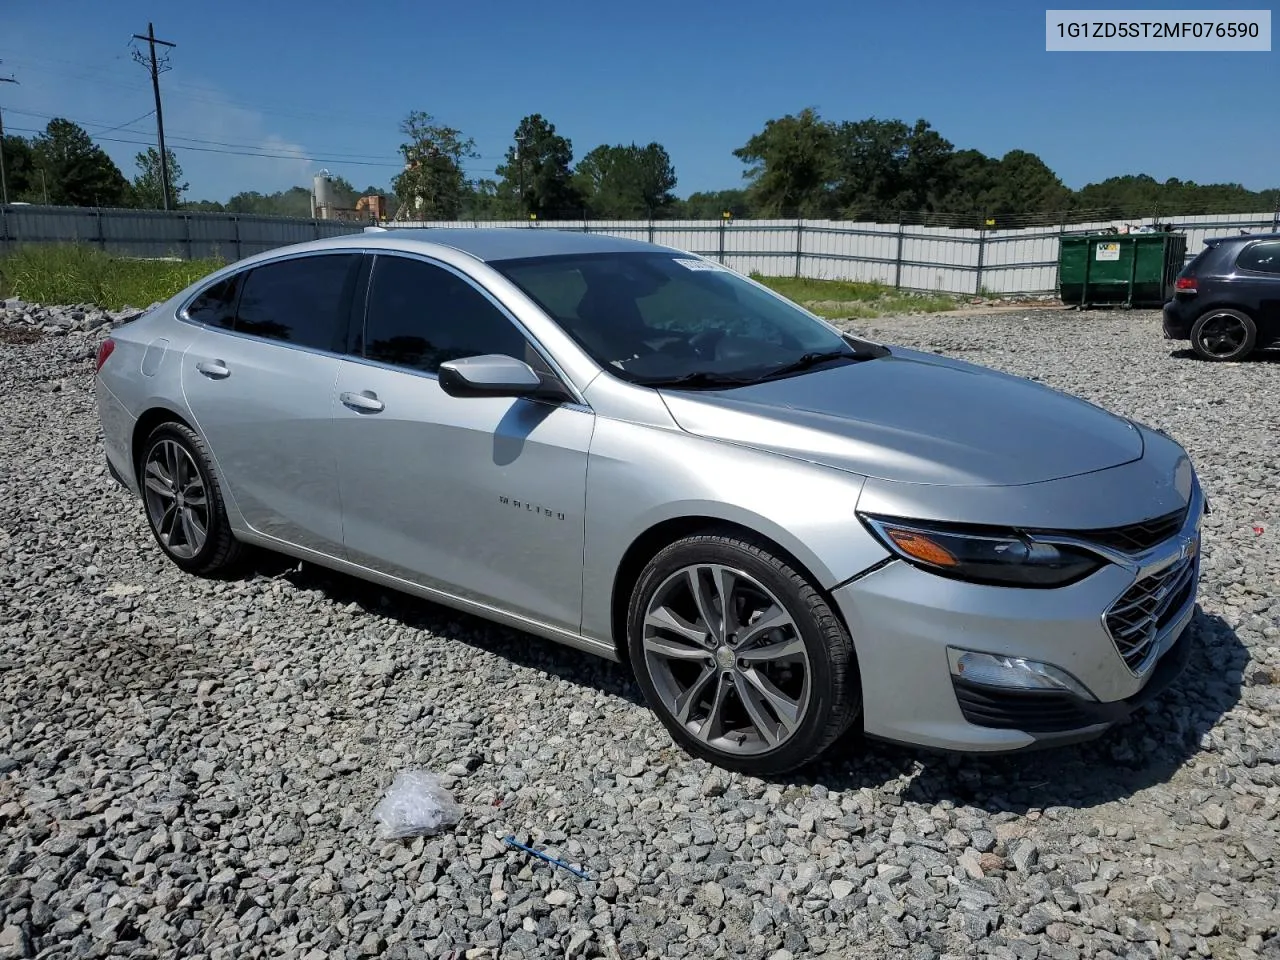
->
[195,360,230,379]
[340,390,385,413]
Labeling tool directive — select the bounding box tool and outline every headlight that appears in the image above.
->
[859,514,1103,588]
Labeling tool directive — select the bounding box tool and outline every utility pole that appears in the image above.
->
[132,23,176,210]
[514,133,526,218]
[0,65,18,207]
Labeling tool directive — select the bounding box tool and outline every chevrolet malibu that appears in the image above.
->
[94,229,1205,775]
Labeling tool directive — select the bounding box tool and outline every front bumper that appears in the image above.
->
[831,492,1204,752]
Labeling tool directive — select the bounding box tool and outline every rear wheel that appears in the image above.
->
[1190,308,1256,361]
[627,532,860,775]
[139,422,243,575]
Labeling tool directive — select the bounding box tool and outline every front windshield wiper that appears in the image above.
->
[757,349,862,381]
[634,371,757,390]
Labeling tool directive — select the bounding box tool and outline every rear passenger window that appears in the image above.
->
[1237,240,1280,274]
[362,255,530,373]
[234,254,359,351]
[185,274,240,329]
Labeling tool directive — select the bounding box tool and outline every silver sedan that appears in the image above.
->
[94,228,1205,774]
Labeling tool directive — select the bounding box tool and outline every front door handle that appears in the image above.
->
[340,390,385,413]
[195,360,230,379]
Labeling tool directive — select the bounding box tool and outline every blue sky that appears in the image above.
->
[1,0,1275,202]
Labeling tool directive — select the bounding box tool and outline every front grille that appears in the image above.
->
[1104,556,1197,673]
[1068,507,1188,554]
[953,682,1099,732]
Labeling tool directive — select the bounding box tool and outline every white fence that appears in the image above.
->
[392,211,1280,295]
[3,203,1276,296]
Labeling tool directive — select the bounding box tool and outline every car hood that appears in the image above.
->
[658,348,1144,486]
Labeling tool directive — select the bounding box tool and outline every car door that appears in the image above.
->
[332,252,594,633]
[181,251,361,556]
[1235,238,1280,344]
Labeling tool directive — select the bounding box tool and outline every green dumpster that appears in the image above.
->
[1058,232,1187,308]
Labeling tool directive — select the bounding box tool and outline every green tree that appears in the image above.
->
[132,147,188,209]
[391,110,476,220]
[575,142,678,218]
[1,134,39,202]
[495,114,580,218]
[460,178,509,219]
[733,107,835,217]
[678,189,752,219]
[985,150,1071,219]
[30,119,131,207]
[827,117,954,218]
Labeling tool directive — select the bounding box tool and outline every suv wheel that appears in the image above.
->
[627,531,860,775]
[1190,308,1257,361]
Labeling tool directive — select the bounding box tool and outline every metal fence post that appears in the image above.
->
[973,219,987,296]
[648,218,655,244]
[718,218,726,264]
[184,214,193,260]
[314,219,321,240]
[232,216,242,261]
[96,208,106,253]
[893,223,905,290]
[794,219,803,278]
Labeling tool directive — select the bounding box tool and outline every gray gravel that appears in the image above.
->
[2,298,1279,960]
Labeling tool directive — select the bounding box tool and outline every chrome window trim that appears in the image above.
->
[174,245,590,409]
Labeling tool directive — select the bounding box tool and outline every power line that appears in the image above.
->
[92,109,155,136]
[131,22,176,210]
[5,106,507,166]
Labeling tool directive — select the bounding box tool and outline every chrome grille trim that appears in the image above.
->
[1104,555,1198,675]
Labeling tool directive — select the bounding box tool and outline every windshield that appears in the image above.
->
[492,251,872,387]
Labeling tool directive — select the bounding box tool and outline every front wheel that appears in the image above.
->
[627,532,861,776]
[1190,308,1257,361]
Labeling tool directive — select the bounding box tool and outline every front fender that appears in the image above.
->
[579,416,889,644]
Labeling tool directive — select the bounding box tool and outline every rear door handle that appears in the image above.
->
[340,390,384,413]
[195,360,230,379]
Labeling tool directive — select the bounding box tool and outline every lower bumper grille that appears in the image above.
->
[953,682,1100,732]
[1105,556,1197,673]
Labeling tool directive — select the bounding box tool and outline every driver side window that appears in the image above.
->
[361,255,535,374]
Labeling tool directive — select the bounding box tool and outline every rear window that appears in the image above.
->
[1179,243,1217,276]
[1237,240,1280,275]
[234,254,359,351]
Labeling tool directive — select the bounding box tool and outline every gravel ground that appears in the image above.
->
[1,299,1278,960]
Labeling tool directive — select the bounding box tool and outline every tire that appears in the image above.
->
[138,422,244,576]
[627,531,861,776]
[1190,308,1257,361]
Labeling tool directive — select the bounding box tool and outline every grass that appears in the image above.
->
[754,273,958,319]
[0,244,225,311]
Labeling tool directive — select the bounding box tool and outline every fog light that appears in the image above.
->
[947,648,1095,701]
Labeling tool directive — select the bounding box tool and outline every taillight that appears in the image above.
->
[1175,276,1198,293]
[95,338,116,373]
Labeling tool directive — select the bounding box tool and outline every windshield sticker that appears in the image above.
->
[673,258,724,271]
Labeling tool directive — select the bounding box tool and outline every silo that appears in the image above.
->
[313,170,336,219]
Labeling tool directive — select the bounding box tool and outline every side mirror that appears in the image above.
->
[438,354,563,399]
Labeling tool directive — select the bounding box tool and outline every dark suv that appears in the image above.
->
[1162,232,1280,361]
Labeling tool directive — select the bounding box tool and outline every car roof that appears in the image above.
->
[1205,231,1280,246]
[348,226,670,262]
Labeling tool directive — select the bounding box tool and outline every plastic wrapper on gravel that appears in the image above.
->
[373,769,462,839]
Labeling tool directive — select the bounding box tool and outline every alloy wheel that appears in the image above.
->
[142,439,209,560]
[641,563,811,756]
[1197,313,1248,357]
